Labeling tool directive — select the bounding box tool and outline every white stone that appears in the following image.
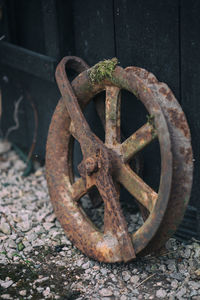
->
[156,289,167,298]
[0,279,13,288]
[35,169,43,177]
[0,255,8,265]
[5,249,16,259]
[34,276,49,284]
[13,160,26,171]
[0,223,11,235]
[19,290,27,296]
[45,214,56,223]
[122,271,131,281]
[0,161,11,170]
[6,238,16,249]
[82,261,90,269]
[32,239,45,247]
[1,294,12,299]
[130,275,139,284]
[194,244,200,259]
[33,225,45,234]
[43,287,50,297]
[76,259,83,267]
[176,287,186,298]
[188,281,200,290]
[37,287,44,293]
[26,232,37,242]
[43,222,54,231]
[99,288,113,297]
[17,221,31,232]
[0,140,11,154]
[171,280,178,289]
[159,264,166,272]
[100,268,108,275]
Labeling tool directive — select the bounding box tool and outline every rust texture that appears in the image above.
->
[46,56,193,263]
[124,67,193,255]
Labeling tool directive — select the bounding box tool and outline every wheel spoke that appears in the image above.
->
[115,164,157,212]
[95,171,135,261]
[105,86,121,146]
[121,122,157,162]
[71,178,89,201]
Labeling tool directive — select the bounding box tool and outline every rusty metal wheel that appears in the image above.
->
[124,67,193,255]
[46,57,191,263]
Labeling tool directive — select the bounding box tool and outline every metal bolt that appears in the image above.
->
[85,157,98,176]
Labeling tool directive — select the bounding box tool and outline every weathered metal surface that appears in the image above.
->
[124,67,193,255]
[121,123,157,162]
[46,56,175,262]
[96,66,193,255]
[105,86,121,146]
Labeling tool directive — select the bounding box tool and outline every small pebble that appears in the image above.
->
[122,271,131,282]
[19,290,27,296]
[100,268,108,275]
[156,289,167,298]
[0,279,13,289]
[0,223,11,235]
[176,287,187,298]
[43,222,54,231]
[130,275,140,284]
[43,287,50,297]
[171,280,178,289]
[99,288,113,297]
[82,261,91,269]
[1,294,12,300]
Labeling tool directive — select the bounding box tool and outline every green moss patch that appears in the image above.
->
[89,57,118,83]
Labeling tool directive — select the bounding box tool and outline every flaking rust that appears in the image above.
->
[46,56,193,263]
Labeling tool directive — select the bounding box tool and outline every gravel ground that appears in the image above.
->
[0,141,200,300]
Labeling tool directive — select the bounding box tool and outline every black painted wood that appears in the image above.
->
[0,42,57,82]
[13,0,45,54]
[56,0,75,58]
[180,0,200,228]
[73,0,115,64]
[114,0,180,98]
[42,0,60,59]
[0,0,11,41]
[4,0,17,43]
